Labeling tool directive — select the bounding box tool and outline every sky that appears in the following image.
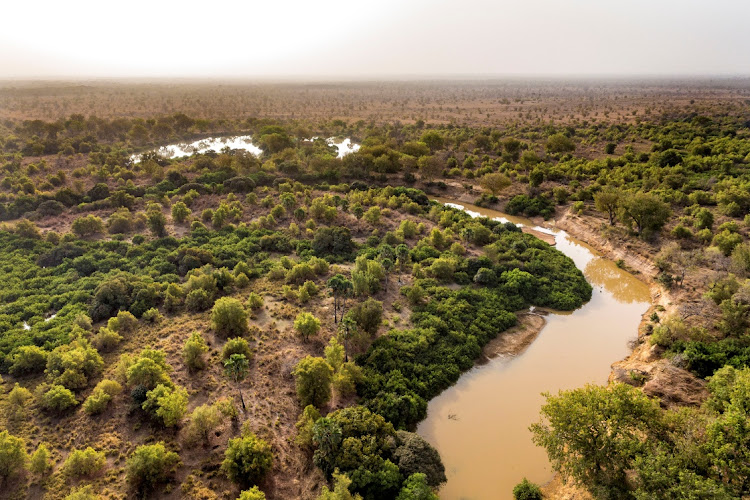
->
[2,0,749,79]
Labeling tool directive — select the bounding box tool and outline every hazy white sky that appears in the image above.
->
[2,0,749,78]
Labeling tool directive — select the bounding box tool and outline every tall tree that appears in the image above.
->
[223,354,249,411]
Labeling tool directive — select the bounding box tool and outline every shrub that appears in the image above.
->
[142,384,188,427]
[294,312,321,341]
[0,430,28,479]
[83,379,122,415]
[142,307,163,323]
[63,447,106,477]
[29,443,52,475]
[40,384,78,413]
[8,384,33,418]
[171,201,191,223]
[126,442,181,492]
[212,297,249,337]
[238,487,266,500]
[64,485,98,500]
[397,473,438,500]
[247,292,264,311]
[46,338,104,390]
[393,431,446,487]
[91,327,123,352]
[108,310,138,333]
[513,478,543,500]
[185,404,223,445]
[183,331,209,371]
[221,433,273,487]
[222,337,252,361]
[348,298,383,336]
[124,348,173,389]
[10,345,48,376]
[186,288,213,312]
[293,356,333,408]
[71,215,105,238]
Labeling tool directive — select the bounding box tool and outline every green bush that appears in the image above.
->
[222,337,252,361]
[294,312,321,341]
[183,331,209,371]
[63,447,106,477]
[513,478,543,500]
[40,384,78,413]
[212,297,249,337]
[221,433,273,487]
[126,442,181,492]
[293,356,334,408]
[142,384,188,427]
[83,379,122,415]
[0,430,28,479]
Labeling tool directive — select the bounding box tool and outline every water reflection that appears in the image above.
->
[132,135,360,162]
[418,199,651,499]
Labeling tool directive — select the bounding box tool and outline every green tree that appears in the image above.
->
[8,383,33,419]
[146,206,168,237]
[71,214,105,238]
[317,472,363,500]
[594,187,622,226]
[212,297,249,337]
[619,193,671,235]
[531,383,662,498]
[479,172,511,196]
[29,443,52,475]
[546,133,575,154]
[224,353,249,411]
[294,312,321,341]
[221,433,273,487]
[396,473,438,500]
[126,442,181,493]
[83,379,122,415]
[45,338,103,391]
[63,447,106,477]
[186,403,224,445]
[347,298,382,337]
[9,345,48,376]
[183,331,209,371]
[393,431,446,488]
[171,201,191,224]
[142,384,188,427]
[40,384,78,413]
[0,430,28,479]
[293,356,334,408]
[328,274,353,323]
[222,337,252,361]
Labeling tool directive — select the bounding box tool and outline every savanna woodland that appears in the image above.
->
[0,80,750,499]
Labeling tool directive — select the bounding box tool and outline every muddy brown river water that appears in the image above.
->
[418,199,651,499]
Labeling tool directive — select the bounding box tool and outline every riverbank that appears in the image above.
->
[479,313,547,364]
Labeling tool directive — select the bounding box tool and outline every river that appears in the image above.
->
[417,198,651,499]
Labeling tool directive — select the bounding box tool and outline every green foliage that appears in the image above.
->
[393,431,446,488]
[238,486,267,500]
[313,226,355,259]
[347,298,383,337]
[396,473,438,500]
[221,432,273,487]
[126,442,181,492]
[142,383,188,427]
[183,331,209,371]
[40,384,78,413]
[186,403,224,445]
[313,406,401,498]
[29,443,52,475]
[83,379,122,415]
[8,383,33,418]
[296,404,322,449]
[46,338,103,390]
[222,337,252,361]
[293,356,334,408]
[531,384,662,498]
[71,214,105,238]
[619,193,671,236]
[64,486,99,500]
[316,471,363,500]
[294,312,321,341]
[124,348,173,389]
[212,297,249,337]
[10,345,48,376]
[512,478,543,500]
[247,292,264,310]
[63,447,106,477]
[0,430,28,478]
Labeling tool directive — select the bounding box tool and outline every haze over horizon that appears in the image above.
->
[2,0,750,80]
